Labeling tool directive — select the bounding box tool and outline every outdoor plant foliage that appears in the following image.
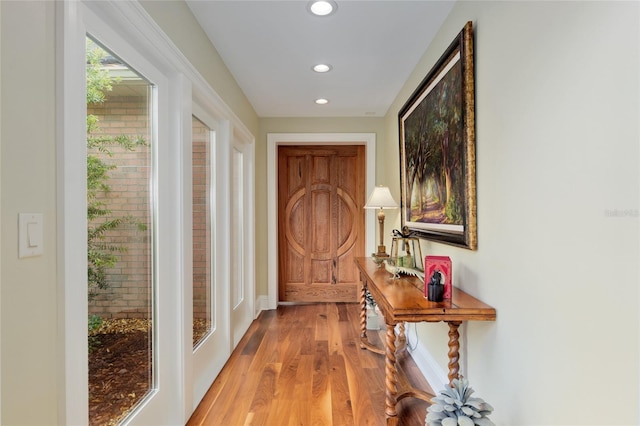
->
[426,377,494,426]
[87,314,103,351]
[86,39,146,301]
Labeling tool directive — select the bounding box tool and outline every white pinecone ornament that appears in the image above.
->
[426,377,494,426]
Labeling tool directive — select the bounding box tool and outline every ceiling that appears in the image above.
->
[185,1,455,118]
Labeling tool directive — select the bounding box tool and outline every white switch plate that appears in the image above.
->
[19,213,43,258]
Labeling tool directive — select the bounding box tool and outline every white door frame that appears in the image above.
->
[230,128,256,346]
[56,1,88,423]
[62,3,183,424]
[266,133,376,310]
[185,103,233,410]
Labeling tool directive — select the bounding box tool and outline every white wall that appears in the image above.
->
[1,1,59,423]
[383,1,639,424]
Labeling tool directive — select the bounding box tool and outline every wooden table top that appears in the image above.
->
[356,257,496,324]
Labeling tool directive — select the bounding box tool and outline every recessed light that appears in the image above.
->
[312,63,332,73]
[308,1,337,17]
[315,98,329,105]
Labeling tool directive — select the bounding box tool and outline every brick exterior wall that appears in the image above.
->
[88,94,211,322]
[88,94,153,319]
[192,117,212,325]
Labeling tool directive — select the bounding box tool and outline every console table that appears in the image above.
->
[355,257,496,426]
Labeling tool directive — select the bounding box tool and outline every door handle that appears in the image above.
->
[332,259,337,284]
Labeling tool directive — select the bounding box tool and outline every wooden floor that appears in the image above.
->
[187,303,432,426]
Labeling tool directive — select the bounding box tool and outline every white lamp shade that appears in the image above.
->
[364,186,398,209]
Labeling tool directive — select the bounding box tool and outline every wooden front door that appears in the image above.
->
[278,145,365,302]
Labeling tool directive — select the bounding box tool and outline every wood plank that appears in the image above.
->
[327,302,344,356]
[337,302,350,322]
[241,310,275,355]
[288,354,314,426]
[311,340,332,425]
[218,366,260,426]
[329,354,354,425]
[341,334,384,425]
[187,303,430,426]
[263,348,299,424]
[315,306,329,342]
[345,303,383,369]
[188,312,268,425]
[339,304,386,425]
[245,362,281,424]
[192,355,253,425]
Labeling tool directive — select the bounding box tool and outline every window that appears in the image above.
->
[192,115,214,348]
[86,37,155,425]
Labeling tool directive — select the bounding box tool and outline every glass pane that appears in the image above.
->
[86,37,155,425]
[231,148,244,309]
[192,116,213,348]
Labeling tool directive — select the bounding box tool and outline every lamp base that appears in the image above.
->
[375,246,389,258]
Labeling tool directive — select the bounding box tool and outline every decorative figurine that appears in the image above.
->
[424,256,453,300]
[371,253,385,267]
[383,258,425,281]
[427,270,444,302]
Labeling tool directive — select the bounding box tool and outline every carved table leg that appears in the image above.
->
[358,277,385,355]
[447,321,462,385]
[359,276,367,348]
[397,322,406,351]
[384,323,398,425]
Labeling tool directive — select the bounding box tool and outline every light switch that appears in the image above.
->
[19,213,43,258]
[28,222,41,247]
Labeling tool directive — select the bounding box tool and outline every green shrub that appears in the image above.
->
[86,39,146,301]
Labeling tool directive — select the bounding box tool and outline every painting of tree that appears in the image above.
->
[403,56,463,227]
[398,21,476,249]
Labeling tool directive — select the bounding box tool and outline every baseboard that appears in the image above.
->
[405,323,448,394]
[254,295,270,318]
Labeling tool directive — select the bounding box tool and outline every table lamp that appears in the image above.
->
[364,185,398,258]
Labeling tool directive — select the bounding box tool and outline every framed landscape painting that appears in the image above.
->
[398,21,477,250]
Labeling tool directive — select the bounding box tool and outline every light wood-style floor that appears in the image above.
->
[187,302,432,426]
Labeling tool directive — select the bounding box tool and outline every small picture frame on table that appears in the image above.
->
[424,256,452,300]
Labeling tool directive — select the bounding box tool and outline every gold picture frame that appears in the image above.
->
[398,21,477,250]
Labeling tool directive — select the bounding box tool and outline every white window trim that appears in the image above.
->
[56,2,89,423]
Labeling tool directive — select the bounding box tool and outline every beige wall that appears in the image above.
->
[1,1,58,423]
[0,0,3,415]
[383,1,639,424]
